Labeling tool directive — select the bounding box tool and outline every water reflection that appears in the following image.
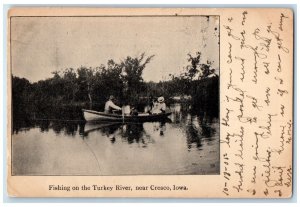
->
[154,121,166,136]
[81,122,152,146]
[13,104,218,151]
[12,103,219,175]
[186,116,203,150]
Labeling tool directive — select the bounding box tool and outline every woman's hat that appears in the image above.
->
[158,97,164,103]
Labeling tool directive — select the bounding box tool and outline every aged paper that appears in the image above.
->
[7,8,293,198]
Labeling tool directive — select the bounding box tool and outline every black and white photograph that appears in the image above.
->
[11,15,220,176]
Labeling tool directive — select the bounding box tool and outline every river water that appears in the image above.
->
[12,103,219,175]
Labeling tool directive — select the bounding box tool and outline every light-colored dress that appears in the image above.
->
[122,105,131,115]
[151,102,166,114]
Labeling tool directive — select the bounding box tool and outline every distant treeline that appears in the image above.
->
[12,52,219,122]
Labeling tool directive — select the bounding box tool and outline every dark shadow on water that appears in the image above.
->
[12,103,218,151]
[38,120,50,133]
[120,123,144,144]
[80,121,152,146]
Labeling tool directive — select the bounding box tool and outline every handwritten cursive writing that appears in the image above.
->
[267,24,289,53]
[234,127,244,160]
[222,108,233,127]
[265,87,271,106]
[227,68,233,89]
[284,166,292,187]
[274,190,282,197]
[244,44,267,84]
[246,95,263,110]
[235,56,245,82]
[247,189,256,196]
[266,166,285,187]
[286,120,292,144]
[222,153,231,196]
[223,25,241,40]
[227,42,232,64]
[253,132,269,161]
[264,188,269,196]
[233,163,244,192]
[242,11,248,25]
[271,126,285,155]
[263,150,272,187]
[222,10,292,197]
[275,76,283,84]
[280,104,285,117]
[277,89,288,96]
[279,13,288,31]
[251,166,257,184]
[277,54,282,72]
[253,28,272,52]
[240,30,246,49]
[259,114,277,136]
[263,62,270,75]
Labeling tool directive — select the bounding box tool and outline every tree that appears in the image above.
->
[77,66,94,107]
[62,68,78,101]
[120,53,155,103]
[185,52,215,80]
[11,52,155,120]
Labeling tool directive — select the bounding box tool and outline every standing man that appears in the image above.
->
[104,95,122,113]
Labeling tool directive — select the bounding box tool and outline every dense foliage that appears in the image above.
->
[12,52,219,122]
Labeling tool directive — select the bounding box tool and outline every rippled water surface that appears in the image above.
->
[12,104,219,175]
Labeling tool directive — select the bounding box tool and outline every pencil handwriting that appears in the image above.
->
[235,56,245,82]
[222,10,292,197]
[253,132,269,161]
[279,13,288,31]
[240,30,246,49]
[232,163,244,192]
[223,25,241,40]
[251,166,257,184]
[277,89,288,96]
[275,76,283,84]
[277,54,282,72]
[253,28,272,52]
[271,125,285,155]
[280,104,285,117]
[284,166,292,187]
[244,44,267,84]
[234,127,244,160]
[242,11,248,25]
[265,87,271,106]
[259,114,277,136]
[246,95,263,110]
[263,150,272,187]
[221,108,233,127]
[227,42,232,64]
[267,24,289,53]
[263,62,270,75]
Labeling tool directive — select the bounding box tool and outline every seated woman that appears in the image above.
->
[151,96,166,114]
[122,100,131,116]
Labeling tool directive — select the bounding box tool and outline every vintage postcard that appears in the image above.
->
[7,8,293,198]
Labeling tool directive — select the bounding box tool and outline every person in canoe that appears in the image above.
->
[146,95,157,114]
[151,96,166,114]
[104,95,122,114]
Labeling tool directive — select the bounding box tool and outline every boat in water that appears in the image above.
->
[82,109,171,122]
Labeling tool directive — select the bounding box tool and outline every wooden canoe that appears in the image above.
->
[82,109,171,122]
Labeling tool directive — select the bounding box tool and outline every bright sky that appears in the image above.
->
[11,16,219,83]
